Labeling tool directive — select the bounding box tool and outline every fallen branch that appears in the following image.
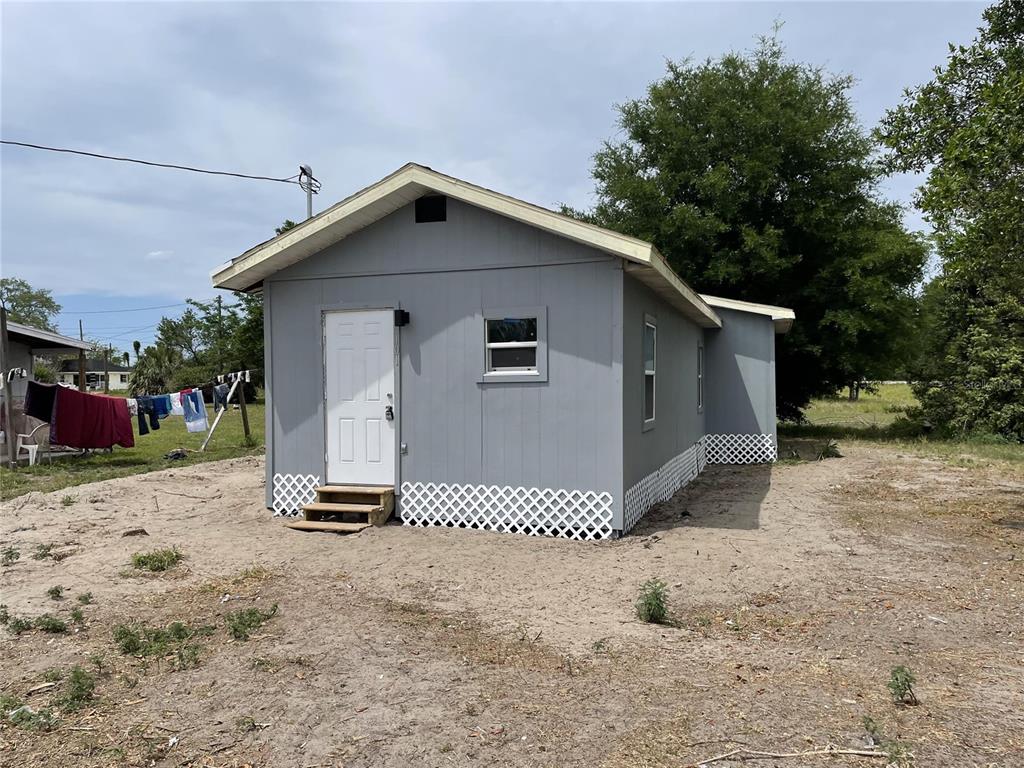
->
[691,743,887,766]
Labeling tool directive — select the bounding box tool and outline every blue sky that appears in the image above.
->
[1,1,984,351]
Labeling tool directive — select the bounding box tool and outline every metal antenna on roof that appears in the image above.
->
[298,165,321,220]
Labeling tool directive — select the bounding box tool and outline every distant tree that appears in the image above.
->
[275,220,298,236]
[877,0,1024,440]
[566,34,927,419]
[132,340,141,361]
[33,360,56,384]
[0,278,61,331]
[128,344,182,396]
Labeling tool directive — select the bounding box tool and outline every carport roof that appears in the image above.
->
[6,321,93,352]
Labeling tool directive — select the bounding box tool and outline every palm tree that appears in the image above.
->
[132,340,141,361]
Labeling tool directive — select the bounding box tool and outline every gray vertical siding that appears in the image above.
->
[704,308,777,437]
[265,199,624,517]
[621,273,706,496]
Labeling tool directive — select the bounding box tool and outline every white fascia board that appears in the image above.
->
[210,164,720,327]
[699,294,796,334]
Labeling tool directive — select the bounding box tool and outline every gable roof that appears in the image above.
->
[699,295,795,334]
[211,163,723,329]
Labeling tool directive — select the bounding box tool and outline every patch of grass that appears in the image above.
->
[0,402,266,502]
[89,653,106,673]
[32,543,54,560]
[176,643,202,669]
[131,547,183,572]
[70,607,85,625]
[0,692,23,712]
[34,615,68,633]
[8,704,57,731]
[635,579,669,624]
[1,546,19,566]
[112,621,213,666]
[225,604,278,641]
[817,439,842,460]
[46,585,64,600]
[61,494,76,507]
[77,592,94,605]
[56,666,96,712]
[7,616,33,634]
[0,604,8,624]
[888,665,919,705]
[42,668,63,683]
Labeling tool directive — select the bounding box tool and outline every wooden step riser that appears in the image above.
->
[318,492,390,506]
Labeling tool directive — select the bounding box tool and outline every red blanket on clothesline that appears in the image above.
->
[50,387,134,449]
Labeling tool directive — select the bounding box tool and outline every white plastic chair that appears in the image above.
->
[16,422,50,466]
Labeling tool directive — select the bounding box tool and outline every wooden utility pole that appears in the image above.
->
[0,306,17,468]
[78,320,86,391]
[103,344,110,393]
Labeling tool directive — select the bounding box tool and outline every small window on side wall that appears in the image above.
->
[697,343,704,411]
[643,317,656,427]
[486,318,537,372]
[480,307,548,383]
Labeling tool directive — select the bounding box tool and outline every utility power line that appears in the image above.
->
[60,302,187,315]
[1,140,305,185]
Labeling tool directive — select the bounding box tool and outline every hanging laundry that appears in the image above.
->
[213,383,230,412]
[135,396,160,435]
[49,388,134,449]
[24,381,58,422]
[168,392,185,416]
[126,398,138,417]
[180,389,209,433]
[152,395,172,419]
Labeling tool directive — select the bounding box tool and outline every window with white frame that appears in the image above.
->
[643,318,656,424]
[479,307,549,384]
[697,343,704,411]
[486,317,538,372]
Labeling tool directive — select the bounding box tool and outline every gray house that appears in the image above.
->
[211,164,793,539]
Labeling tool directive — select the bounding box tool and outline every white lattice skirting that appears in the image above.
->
[622,440,707,534]
[400,482,614,541]
[272,473,321,517]
[705,433,777,464]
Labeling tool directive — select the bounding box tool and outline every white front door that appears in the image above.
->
[324,309,396,486]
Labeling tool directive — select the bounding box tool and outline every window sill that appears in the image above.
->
[479,370,547,384]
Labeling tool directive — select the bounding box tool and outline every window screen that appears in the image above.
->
[486,318,538,372]
[643,321,656,422]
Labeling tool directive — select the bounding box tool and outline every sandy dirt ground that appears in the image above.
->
[1,447,1022,767]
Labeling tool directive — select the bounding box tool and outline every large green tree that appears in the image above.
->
[0,278,62,331]
[568,36,927,418]
[877,0,1023,440]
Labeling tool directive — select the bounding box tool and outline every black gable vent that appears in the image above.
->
[415,195,446,223]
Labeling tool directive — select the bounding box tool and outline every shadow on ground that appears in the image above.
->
[633,462,773,534]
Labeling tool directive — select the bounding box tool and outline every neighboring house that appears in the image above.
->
[1,322,92,463]
[57,359,133,391]
[3,323,92,403]
[211,163,795,539]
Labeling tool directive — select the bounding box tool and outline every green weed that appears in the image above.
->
[131,547,183,572]
[32,543,54,560]
[635,579,669,624]
[61,494,76,507]
[7,616,33,634]
[225,604,278,640]
[57,666,96,712]
[46,585,64,600]
[888,665,919,705]
[34,615,68,633]
[77,592,94,605]
[1,546,19,566]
